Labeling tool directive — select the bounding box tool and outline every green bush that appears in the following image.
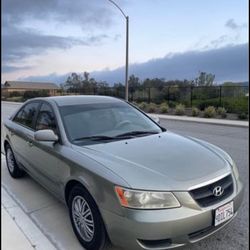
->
[138,102,147,110]
[5,96,23,102]
[175,104,185,115]
[223,97,248,114]
[192,107,200,117]
[160,103,169,113]
[168,101,176,108]
[238,112,248,120]
[193,99,220,110]
[147,103,157,113]
[193,96,248,114]
[217,107,227,118]
[23,90,49,101]
[9,91,22,97]
[204,106,216,118]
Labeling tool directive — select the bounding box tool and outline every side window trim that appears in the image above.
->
[32,102,42,129]
[12,101,41,131]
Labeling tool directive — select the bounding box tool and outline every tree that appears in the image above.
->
[64,72,82,92]
[129,75,140,91]
[194,72,215,86]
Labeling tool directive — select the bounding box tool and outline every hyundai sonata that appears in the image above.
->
[3,96,244,250]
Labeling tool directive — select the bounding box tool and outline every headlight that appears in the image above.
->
[115,186,181,209]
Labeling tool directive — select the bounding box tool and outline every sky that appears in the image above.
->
[1,0,249,84]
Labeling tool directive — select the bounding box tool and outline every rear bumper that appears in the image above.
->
[101,179,244,250]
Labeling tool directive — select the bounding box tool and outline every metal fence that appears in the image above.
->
[61,85,249,113]
[2,85,248,114]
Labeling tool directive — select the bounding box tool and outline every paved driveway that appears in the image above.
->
[1,102,249,250]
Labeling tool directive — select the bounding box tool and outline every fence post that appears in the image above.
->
[167,86,170,105]
[190,86,193,107]
[148,87,151,103]
[219,86,222,106]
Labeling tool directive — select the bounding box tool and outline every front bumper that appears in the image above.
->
[101,179,244,250]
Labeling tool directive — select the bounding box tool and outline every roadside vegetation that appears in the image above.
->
[2,71,248,120]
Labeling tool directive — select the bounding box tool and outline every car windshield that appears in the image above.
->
[59,101,162,145]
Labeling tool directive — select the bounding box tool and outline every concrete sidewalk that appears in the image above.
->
[1,179,57,250]
[148,113,249,127]
[2,205,34,250]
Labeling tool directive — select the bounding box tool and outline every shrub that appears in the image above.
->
[160,103,169,113]
[193,96,248,114]
[6,96,23,102]
[23,90,49,101]
[238,112,248,120]
[147,103,157,113]
[168,101,176,108]
[223,97,248,114]
[204,106,216,118]
[217,107,227,118]
[175,104,185,115]
[9,91,21,97]
[194,99,220,111]
[192,107,200,117]
[138,102,147,110]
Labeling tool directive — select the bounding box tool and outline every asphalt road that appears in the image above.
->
[1,102,249,250]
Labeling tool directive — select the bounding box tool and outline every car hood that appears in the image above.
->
[73,131,231,190]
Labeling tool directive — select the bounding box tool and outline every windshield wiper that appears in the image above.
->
[73,131,160,142]
[115,130,160,138]
[73,135,118,142]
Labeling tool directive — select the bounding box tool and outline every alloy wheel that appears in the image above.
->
[72,195,95,242]
[6,148,15,173]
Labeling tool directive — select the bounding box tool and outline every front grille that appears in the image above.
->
[189,174,234,207]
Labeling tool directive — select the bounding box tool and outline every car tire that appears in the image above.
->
[5,144,25,178]
[68,185,108,250]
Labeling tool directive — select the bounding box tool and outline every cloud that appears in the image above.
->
[20,43,248,84]
[2,26,108,64]
[2,0,115,72]
[2,0,114,29]
[2,65,34,73]
[225,18,247,31]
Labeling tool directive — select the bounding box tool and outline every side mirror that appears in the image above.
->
[34,129,58,142]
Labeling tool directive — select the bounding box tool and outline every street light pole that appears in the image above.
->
[125,15,129,101]
[108,0,129,101]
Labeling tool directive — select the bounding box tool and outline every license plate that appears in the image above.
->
[214,201,234,226]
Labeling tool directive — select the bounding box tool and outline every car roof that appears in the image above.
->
[36,95,124,106]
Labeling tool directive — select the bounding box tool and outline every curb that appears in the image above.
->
[147,114,249,128]
[1,172,57,250]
